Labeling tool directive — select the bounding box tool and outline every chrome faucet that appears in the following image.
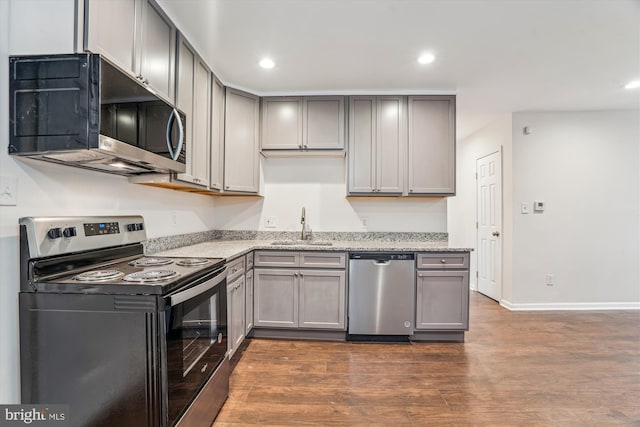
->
[300,207,307,240]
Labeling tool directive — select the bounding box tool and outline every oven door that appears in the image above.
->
[164,266,228,425]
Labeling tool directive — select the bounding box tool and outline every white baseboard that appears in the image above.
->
[469,282,477,292]
[499,299,640,311]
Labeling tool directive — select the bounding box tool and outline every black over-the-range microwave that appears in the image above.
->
[8,53,186,175]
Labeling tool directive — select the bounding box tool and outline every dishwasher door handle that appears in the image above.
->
[374,260,391,266]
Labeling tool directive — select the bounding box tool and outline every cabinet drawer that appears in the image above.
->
[227,256,246,281]
[299,252,346,269]
[417,253,469,269]
[245,252,254,270]
[254,251,300,267]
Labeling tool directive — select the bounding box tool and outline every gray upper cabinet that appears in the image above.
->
[176,34,210,187]
[407,95,456,195]
[303,97,345,149]
[85,0,138,74]
[85,0,176,102]
[261,98,303,150]
[348,96,405,195]
[224,88,260,193]
[261,96,345,153]
[209,77,225,191]
[139,0,175,102]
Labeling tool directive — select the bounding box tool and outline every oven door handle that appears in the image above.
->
[169,266,228,306]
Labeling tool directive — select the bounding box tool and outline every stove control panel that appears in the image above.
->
[20,216,147,258]
[84,222,120,236]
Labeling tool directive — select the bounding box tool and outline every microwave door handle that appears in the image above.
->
[169,267,228,306]
[166,108,184,161]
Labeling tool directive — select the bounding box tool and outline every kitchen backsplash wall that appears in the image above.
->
[211,157,448,232]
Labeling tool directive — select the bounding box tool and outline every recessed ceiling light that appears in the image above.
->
[259,58,275,69]
[624,80,640,89]
[417,53,435,65]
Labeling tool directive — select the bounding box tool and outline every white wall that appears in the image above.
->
[447,114,513,298]
[509,111,639,308]
[212,157,448,232]
[0,2,218,403]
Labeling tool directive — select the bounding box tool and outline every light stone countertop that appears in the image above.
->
[154,239,472,262]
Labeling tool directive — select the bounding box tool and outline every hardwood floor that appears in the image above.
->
[214,292,640,426]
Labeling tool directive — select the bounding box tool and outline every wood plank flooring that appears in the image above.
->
[214,292,640,426]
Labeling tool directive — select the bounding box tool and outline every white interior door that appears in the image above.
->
[476,151,502,301]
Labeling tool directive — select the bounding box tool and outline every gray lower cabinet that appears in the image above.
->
[245,254,254,335]
[415,253,470,331]
[227,274,245,358]
[227,256,246,358]
[298,270,346,329]
[253,251,347,330]
[254,269,298,328]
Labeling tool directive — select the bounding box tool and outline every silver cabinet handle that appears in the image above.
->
[440,259,447,264]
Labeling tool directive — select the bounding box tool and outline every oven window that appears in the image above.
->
[181,294,218,376]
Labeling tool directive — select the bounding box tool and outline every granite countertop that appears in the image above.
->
[154,239,472,262]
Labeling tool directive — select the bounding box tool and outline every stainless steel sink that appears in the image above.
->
[270,240,333,246]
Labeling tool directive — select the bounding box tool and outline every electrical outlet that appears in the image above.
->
[546,274,554,286]
[265,217,277,228]
[361,217,368,227]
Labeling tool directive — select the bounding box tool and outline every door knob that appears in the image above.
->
[492,231,500,237]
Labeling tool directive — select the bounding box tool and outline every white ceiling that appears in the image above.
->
[158,0,640,138]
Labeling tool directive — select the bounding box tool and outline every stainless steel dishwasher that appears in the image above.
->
[348,253,415,340]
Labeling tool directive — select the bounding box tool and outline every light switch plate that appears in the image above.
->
[520,202,529,214]
[0,176,18,206]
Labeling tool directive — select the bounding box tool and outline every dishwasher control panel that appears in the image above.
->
[349,253,415,261]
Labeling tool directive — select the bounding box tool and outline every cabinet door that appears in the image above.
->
[175,37,196,183]
[84,0,142,74]
[303,97,344,149]
[85,0,139,75]
[299,270,346,330]
[376,96,405,194]
[261,98,303,150]
[245,269,254,334]
[210,77,225,190]
[191,59,211,186]
[228,276,246,358]
[348,97,376,193]
[416,270,469,330]
[407,96,456,195]
[139,0,175,102]
[224,88,260,193]
[253,269,298,328]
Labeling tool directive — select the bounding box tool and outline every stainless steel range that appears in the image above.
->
[18,216,229,427]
